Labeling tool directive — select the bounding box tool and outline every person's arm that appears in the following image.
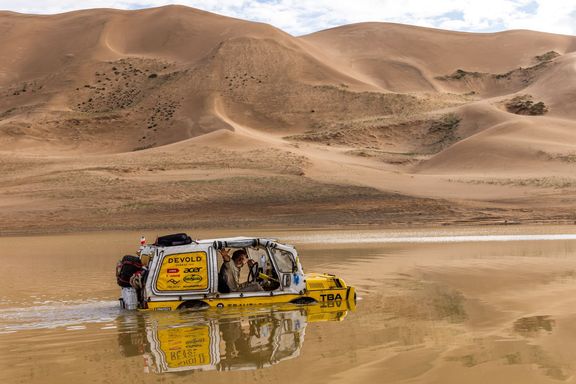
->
[219,248,231,262]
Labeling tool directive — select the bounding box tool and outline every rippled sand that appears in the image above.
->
[2,228,576,383]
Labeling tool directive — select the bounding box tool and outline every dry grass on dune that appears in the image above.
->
[288,113,463,157]
[434,51,562,96]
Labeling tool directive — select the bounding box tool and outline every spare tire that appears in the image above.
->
[116,255,143,287]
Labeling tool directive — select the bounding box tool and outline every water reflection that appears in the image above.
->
[118,303,351,373]
[3,231,576,384]
[447,336,569,381]
[445,315,569,381]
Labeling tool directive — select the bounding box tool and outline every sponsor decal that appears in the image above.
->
[167,256,203,264]
[183,275,202,283]
[157,252,208,291]
[293,274,300,284]
[226,302,259,307]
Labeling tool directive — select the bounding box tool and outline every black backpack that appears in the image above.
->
[116,255,143,287]
[155,233,193,247]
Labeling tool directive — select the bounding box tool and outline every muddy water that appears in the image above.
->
[2,229,576,383]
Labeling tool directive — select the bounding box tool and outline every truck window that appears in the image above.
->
[216,247,279,293]
[273,249,296,273]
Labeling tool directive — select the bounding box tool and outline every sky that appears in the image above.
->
[0,0,574,36]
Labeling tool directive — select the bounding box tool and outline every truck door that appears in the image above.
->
[151,244,213,296]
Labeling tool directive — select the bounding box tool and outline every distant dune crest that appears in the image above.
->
[0,6,574,157]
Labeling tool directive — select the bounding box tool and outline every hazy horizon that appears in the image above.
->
[0,0,574,36]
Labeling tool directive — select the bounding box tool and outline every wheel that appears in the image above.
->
[247,262,259,283]
[290,297,317,305]
[178,301,209,310]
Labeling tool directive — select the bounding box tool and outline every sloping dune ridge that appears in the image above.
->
[1,5,575,233]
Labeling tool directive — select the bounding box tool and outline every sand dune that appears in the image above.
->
[302,23,575,92]
[418,117,576,174]
[1,5,576,233]
[526,53,576,118]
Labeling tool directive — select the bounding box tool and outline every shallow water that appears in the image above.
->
[2,229,576,383]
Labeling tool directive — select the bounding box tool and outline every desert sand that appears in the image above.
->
[1,5,576,234]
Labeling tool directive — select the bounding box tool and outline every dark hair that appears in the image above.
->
[231,249,247,262]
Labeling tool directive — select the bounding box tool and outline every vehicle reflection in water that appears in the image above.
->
[117,301,352,373]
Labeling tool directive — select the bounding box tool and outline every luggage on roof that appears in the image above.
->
[155,233,192,247]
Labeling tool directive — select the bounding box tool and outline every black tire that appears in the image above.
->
[178,301,209,310]
[290,297,317,305]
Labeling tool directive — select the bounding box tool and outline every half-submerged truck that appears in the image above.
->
[116,233,356,311]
